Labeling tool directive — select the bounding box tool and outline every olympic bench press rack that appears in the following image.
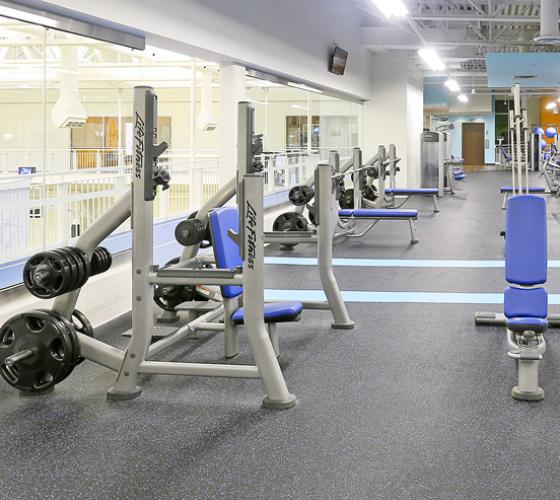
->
[50,90,296,409]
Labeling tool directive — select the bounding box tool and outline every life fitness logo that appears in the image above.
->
[245,201,257,270]
[134,112,145,179]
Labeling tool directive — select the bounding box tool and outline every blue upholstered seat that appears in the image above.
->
[209,206,303,324]
[502,195,548,335]
[505,195,547,286]
[504,287,547,319]
[232,302,303,325]
[506,317,548,334]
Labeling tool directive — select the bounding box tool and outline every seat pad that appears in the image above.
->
[338,209,418,218]
[506,317,548,334]
[504,287,547,319]
[232,302,303,324]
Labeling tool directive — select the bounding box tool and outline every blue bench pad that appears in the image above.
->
[232,302,303,324]
[505,195,547,285]
[504,287,547,319]
[209,207,243,299]
[385,188,438,195]
[506,317,548,334]
[454,174,466,180]
[501,186,545,193]
[339,209,418,218]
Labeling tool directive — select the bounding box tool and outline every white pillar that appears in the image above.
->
[219,63,246,185]
[362,54,423,188]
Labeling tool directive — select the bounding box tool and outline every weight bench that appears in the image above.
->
[503,195,548,400]
[210,206,303,358]
[384,188,439,213]
[338,208,419,244]
[500,186,546,209]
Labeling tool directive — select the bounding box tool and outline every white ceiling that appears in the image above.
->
[355,0,556,90]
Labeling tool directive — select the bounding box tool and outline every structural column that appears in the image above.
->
[219,64,246,185]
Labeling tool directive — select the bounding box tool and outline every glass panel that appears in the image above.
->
[0,17,222,274]
[247,76,362,198]
[0,18,46,261]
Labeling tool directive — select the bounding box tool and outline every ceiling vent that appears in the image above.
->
[197,69,217,132]
[534,0,560,45]
[51,46,87,128]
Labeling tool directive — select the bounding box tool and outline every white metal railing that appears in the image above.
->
[0,147,323,266]
[0,148,220,176]
[264,146,356,162]
[261,151,322,199]
[0,157,220,265]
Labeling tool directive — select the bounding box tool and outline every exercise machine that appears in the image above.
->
[0,89,303,409]
[475,84,549,400]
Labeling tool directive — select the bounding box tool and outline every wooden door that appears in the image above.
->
[462,122,485,168]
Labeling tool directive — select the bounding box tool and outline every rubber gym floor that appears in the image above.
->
[2,170,560,499]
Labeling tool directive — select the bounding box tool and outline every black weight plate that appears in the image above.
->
[0,310,74,392]
[65,247,90,288]
[51,248,79,293]
[38,310,78,382]
[339,189,354,209]
[101,247,112,272]
[23,251,73,299]
[61,248,84,292]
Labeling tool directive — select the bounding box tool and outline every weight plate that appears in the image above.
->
[288,185,314,206]
[51,248,79,294]
[23,251,74,299]
[39,310,79,382]
[65,247,91,288]
[175,219,206,246]
[0,310,75,392]
[339,189,354,209]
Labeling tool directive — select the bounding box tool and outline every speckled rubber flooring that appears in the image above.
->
[2,170,560,499]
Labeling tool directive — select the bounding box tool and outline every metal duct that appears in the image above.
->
[51,46,87,128]
[196,68,217,132]
[534,0,560,45]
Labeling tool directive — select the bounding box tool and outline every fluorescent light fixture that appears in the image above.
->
[291,104,309,111]
[418,48,446,72]
[287,82,323,94]
[545,101,557,110]
[370,0,408,18]
[457,94,469,103]
[444,79,460,93]
[0,6,58,28]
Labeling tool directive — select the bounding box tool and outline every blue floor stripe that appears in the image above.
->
[265,289,560,305]
[265,257,560,268]
[264,289,503,304]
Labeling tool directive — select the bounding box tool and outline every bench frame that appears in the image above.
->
[338,212,419,244]
[384,190,439,213]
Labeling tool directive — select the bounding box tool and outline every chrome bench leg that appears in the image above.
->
[432,195,439,213]
[268,323,279,357]
[507,330,546,401]
[409,219,419,244]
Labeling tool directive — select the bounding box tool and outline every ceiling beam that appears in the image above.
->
[410,15,538,22]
